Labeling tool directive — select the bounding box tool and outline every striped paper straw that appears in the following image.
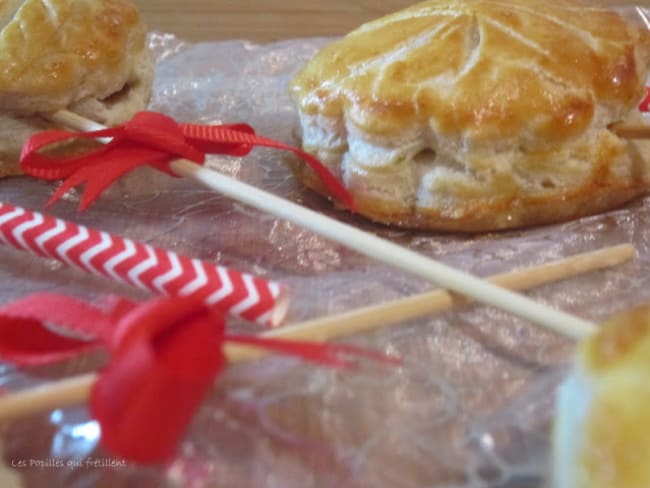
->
[0,202,288,327]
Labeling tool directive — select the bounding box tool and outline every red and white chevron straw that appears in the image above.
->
[0,202,288,327]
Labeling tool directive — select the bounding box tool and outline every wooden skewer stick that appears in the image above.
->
[0,243,634,421]
[226,242,633,361]
[47,110,596,340]
[608,122,650,139]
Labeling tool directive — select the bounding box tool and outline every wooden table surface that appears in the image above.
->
[132,0,645,43]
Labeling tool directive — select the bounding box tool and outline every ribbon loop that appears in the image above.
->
[182,122,256,156]
[0,294,111,366]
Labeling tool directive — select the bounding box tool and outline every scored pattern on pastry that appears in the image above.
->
[290,0,650,231]
[297,0,643,125]
[0,202,284,326]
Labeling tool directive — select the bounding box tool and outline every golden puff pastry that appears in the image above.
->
[553,305,650,488]
[0,0,153,177]
[290,0,650,232]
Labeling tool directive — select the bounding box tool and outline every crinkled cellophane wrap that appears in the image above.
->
[1,8,650,486]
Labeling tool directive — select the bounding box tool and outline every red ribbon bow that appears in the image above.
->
[0,293,396,464]
[20,111,355,211]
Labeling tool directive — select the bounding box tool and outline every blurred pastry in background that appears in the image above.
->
[0,0,153,177]
[553,305,650,488]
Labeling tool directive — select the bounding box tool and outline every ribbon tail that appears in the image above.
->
[640,86,650,112]
[182,123,355,211]
[91,313,225,464]
[240,134,356,211]
[47,167,123,211]
[226,334,401,368]
[46,150,172,210]
[46,169,99,210]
